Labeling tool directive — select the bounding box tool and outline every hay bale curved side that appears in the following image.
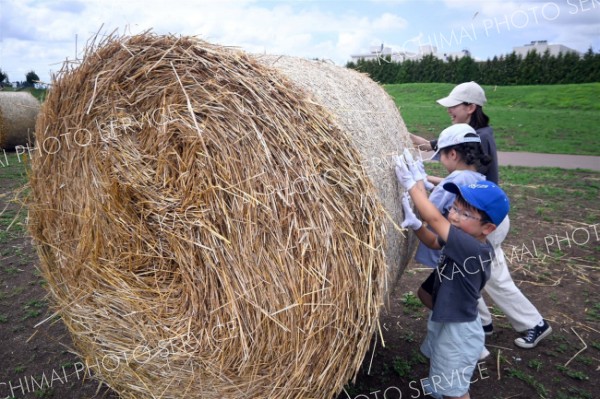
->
[0,92,40,149]
[256,55,417,291]
[28,34,387,399]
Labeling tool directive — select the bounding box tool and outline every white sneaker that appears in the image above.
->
[479,346,490,360]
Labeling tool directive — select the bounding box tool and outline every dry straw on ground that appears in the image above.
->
[28,32,412,399]
[0,91,40,149]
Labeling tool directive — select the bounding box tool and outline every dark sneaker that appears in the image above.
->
[514,320,552,349]
[483,323,494,336]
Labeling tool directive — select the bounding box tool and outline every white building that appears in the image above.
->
[513,40,580,57]
[349,44,415,63]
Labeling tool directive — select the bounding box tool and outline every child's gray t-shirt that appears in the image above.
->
[423,225,494,323]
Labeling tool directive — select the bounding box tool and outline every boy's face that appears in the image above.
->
[448,201,496,240]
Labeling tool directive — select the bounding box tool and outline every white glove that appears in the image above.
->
[403,148,426,183]
[394,155,416,191]
[401,192,422,230]
[416,160,435,191]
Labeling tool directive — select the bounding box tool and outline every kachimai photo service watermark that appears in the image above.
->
[506,223,599,264]
[348,361,489,399]
[371,0,598,63]
[0,107,198,168]
[0,362,89,399]
[0,323,239,398]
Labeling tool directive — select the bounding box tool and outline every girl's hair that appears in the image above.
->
[441,133,492,170]
[466,104,490,130]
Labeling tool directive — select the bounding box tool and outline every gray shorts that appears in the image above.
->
[420,314,484,397]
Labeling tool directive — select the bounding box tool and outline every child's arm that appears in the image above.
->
[427,175,443,186]
[400,192,441,249]
[417,286,433,310]
[408,181,451,242]
[395,153,451,242]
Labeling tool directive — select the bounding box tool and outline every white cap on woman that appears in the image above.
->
[437,81,487,107]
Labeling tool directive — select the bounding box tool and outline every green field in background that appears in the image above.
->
[384,82,600,156]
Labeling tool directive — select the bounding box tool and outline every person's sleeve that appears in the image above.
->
[429,139,438,151]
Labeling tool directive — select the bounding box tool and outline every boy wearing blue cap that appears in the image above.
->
[395,158,510,399]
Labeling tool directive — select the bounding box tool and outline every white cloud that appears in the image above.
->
[0,0,597,83]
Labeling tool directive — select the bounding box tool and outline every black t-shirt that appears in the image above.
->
[421,225,494,323]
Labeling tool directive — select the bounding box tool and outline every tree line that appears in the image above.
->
[346,48,600,85]
[0,69,40,88]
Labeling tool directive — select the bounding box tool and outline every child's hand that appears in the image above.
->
[403,148,427,183]
[416,160,435,191]
[400,193,423,230]
[394,155,416,190]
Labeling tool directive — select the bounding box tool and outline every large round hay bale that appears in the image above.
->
[0,91,40,149]
[28,33,412,399]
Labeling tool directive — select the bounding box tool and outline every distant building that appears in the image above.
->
[349,44,470,63]
[349,44,414,63]
[513,40,580,57]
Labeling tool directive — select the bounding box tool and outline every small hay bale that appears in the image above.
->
[28,33,411,399]
[0,91,40,149]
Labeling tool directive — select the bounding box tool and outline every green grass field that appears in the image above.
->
[384,83,600,156]
[8,83,600,155]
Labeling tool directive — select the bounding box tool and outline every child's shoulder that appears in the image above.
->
[448,225,492,252]
[442,170,485,185]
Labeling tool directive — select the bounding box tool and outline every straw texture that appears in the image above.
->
[0,91,39,149]
[256,55,416,290]
[28,33,411,399]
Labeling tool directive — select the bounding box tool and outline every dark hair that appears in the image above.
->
[440,133,492,169]
[464,104,490,130]
[454,194,491,224]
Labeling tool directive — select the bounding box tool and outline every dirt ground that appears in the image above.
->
[0,155,598,399]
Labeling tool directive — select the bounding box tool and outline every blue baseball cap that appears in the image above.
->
[443,180,510,225]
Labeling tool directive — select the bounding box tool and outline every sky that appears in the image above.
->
[0,0,599,84]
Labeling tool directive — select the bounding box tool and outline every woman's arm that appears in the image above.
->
[409,133,432,151]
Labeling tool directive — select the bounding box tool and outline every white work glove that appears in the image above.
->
[401,192,422,230]
[403,148,426,183]
[416,160,435,191]
[394,155,416,191]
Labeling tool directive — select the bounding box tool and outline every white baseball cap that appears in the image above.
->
[431,123,481,159]
[436,81,487,107]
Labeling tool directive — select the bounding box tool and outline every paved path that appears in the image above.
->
[497,151,600,171]
[423,151,600,171]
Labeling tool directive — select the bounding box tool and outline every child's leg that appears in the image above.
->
[484,246,543,331]
[481,216,543,331]
[477,296,493,326]
[428,320,483,399]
